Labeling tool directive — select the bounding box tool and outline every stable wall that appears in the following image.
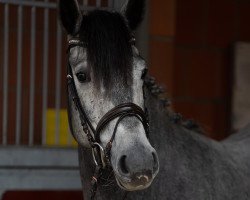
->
[149,0,250,140]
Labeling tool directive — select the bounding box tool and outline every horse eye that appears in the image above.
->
[76,72,87,83]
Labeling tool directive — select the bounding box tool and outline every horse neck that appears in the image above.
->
[146,90,245,198]
[146,88,224,168]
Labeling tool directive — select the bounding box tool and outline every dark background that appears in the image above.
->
[149,0,250,140]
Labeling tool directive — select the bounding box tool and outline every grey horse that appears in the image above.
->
[59,0,250,199]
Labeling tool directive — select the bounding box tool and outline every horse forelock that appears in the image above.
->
[79,10,133,94]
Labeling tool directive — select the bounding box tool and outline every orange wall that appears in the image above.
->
[149,0,250,140]
[0,4,68,145]
[149,0,176,96]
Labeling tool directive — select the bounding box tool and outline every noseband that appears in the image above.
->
[67,39,149,199]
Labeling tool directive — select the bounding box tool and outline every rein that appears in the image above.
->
[67,39,149,199]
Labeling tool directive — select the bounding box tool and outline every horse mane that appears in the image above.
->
[144,75,205,134]
[77,10,203,133]
[79,10,133,91]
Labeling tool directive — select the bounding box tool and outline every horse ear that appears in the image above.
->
[122,0,146,31]
[59,0,82,35]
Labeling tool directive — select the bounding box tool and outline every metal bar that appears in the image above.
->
[0,0,57,9]
[96,0,101,7]
[42,1,49,145]
[2,4,9,145]
[15,6,23,145]
[28,6,36,146]
[0,0,110,10]
[55,21,62,145]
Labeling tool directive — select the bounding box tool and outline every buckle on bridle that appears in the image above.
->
[91,142,107,168]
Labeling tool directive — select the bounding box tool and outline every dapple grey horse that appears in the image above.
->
[59,0,250,199]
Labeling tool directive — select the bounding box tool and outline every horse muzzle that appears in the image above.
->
[112,145,159,191]
[115,171,154,191]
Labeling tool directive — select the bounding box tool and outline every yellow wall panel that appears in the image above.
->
[46,109,77,147]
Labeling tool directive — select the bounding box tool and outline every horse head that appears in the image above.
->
[59,0,159,192]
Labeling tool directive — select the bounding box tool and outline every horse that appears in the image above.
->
[59,0,250,199]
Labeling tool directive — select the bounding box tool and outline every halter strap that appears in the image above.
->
[67,63,96,135]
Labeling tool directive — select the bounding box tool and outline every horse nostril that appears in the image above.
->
[119,155,129,175]
[152,152,159,173]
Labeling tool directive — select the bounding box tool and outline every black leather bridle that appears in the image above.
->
[67,38,149,199]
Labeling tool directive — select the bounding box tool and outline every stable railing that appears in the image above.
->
[0,0,114,197]
[0,0,114,147]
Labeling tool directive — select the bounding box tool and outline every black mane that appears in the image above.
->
[79,10,133,91]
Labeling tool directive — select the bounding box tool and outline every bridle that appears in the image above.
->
[67,38,150,199]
